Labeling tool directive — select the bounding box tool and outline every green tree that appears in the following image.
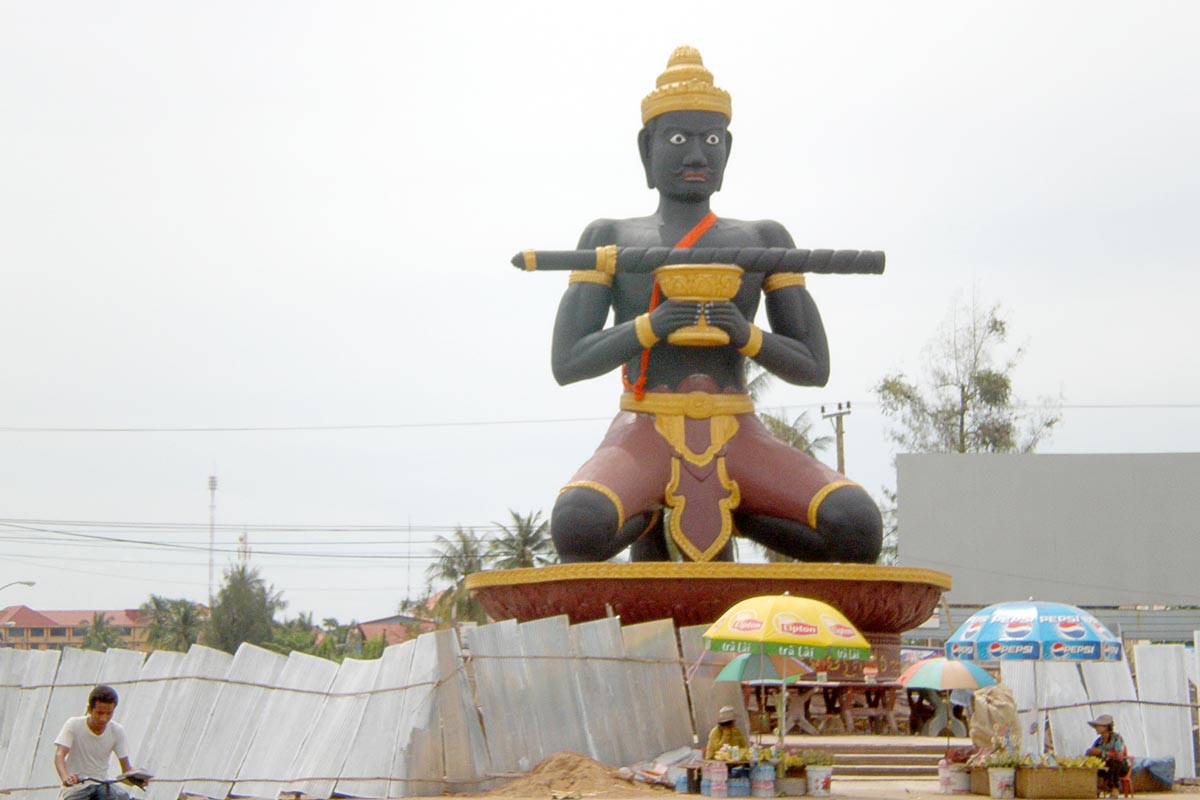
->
[873,295,1061,562]
[874,298,1060,455]
[268,612,319,655]
[79,612,125,651]
[425,526,488,625]
[139,595,204,652]
[486,510,557,569]
[206,563,285,654]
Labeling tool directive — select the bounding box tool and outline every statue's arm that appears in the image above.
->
[703,220,831,386]
[550,221,697,385]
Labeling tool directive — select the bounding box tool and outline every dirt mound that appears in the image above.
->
[491,751,665,798]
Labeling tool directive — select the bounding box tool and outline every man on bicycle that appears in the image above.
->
[53,685,141,799]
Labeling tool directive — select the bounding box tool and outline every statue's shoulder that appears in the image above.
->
[578,216,659,248]
[716,216,795,248]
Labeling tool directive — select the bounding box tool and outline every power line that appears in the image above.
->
[1,402,1196,434]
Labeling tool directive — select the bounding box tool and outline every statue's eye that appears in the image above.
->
[705,133,721,145]
[668,133,687,145]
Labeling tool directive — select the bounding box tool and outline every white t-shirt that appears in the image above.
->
[54,715,129,780]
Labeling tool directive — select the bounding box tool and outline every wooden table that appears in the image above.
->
[775,681,901,735]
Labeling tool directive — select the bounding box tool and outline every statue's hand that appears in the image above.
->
[649,300,704,339]
[703,301,752,349]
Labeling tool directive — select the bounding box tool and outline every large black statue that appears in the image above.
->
[531,47,883,564]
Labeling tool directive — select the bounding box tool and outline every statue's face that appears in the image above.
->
[641,110,730,202]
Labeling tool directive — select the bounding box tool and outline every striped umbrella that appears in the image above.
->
[899,656,997,691]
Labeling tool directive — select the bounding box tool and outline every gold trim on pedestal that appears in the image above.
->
[465,561,953,589]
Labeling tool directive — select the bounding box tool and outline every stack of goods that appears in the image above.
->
[701,761,728,798]
[750,763,776,798]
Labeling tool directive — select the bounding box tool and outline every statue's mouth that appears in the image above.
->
[682,171,709,182]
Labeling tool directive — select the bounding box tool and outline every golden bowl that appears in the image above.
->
[653,263,744,346]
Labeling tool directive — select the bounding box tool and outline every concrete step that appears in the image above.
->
[834,753,942,766]
[834,764,940,778]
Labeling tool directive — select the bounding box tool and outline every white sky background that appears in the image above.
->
[2,1,1198,624]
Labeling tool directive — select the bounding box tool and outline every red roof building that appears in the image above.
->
[0,605,150,652]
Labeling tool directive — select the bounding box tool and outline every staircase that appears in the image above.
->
[788,737,963,781]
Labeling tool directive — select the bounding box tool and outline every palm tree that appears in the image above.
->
[79,612,125,651]
[487,510,557,569]
[206,563,286,654]
[140,595,204,652]
[425,526,488,625]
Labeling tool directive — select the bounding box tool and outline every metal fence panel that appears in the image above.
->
[0,649,59,794]
[143,645,233,800]
[570,617,648,766]
[231,650,339,799]
[24,647,105,800]
[388,631,442,798]
[1081,658,1148,756]
[121,649,185,767]
[335,640,416,799]
[181,643,287,800]
[517,616,589,760]
[679,624,745,741]
[1134,644,1196,778]
[465,619,539,773]
[283,656,381,799]
[622,619,694,755]
[0,649,29,773]
[1039,662,1094,757]
[431,628,490,794]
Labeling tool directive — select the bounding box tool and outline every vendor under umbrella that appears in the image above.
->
[1085,714,1130,797]
[706,705,748,759]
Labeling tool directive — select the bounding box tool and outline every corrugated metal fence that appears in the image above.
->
[0,617,745,799]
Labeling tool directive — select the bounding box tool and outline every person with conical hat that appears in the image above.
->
[549,47,882,564]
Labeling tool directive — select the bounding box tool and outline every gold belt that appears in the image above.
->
[620,391,754,419]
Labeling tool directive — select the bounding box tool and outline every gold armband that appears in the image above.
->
[738,324,763,358]
[568,270,613,287]
[635,313,660,348]
[595,244,618,275]
[763,272,806,292]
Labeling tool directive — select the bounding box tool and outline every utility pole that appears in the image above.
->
[208,475,218,606]
[238,528,250,563]
[821,402,852,473]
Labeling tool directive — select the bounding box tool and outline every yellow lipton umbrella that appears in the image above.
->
[704,595,871,660]
[704,595,871,745]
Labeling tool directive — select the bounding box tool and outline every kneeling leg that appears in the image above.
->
[737,484,882,563]
[551,487,665,562]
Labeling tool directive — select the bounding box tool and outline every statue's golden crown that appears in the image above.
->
[641,46,732,125]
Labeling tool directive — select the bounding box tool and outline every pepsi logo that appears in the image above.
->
[1001,620,1033,640]
[987,641,1037,659]
[729,612,764,633]
[1050,641,1098,660]
[1056,620,1087,640]
[949,642,974,659]
[775,615,817,637]
[1102,642,1122,660]
[961,618,985,641]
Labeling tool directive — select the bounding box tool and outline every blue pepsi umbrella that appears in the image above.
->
[944,600,1123,754]
[945,600,1123,663]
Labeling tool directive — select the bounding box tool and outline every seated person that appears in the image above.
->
[1085,714,1130,797]
[706,704,748,759]
[54,684,145,800]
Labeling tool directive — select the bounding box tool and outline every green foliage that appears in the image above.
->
[139,595,204,652]
[206,563,285,654]
[267,612,319,656]
[873,295,1061,563]
[79,612,125,652]
[487,510,557,569]
[425,526,488,625]
[874,297,1060,455]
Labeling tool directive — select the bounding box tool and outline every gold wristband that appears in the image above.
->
[738,324,763,358]
[635,313,660,348]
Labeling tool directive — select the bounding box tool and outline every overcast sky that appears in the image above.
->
[2,1,1197,624]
